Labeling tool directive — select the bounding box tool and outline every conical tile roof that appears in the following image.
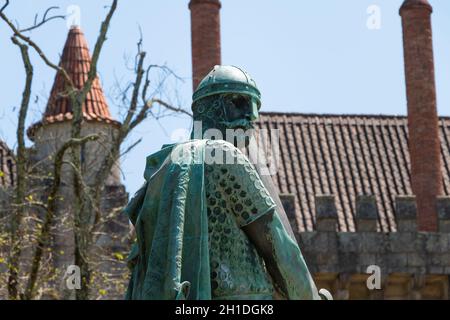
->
[28,26,120,139]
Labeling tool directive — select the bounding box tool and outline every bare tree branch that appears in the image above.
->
[0,0,9,14]
[69,0,118,300]
[153,98,192,117]
[120,138,142,158]
[122,51,146,132]
[24,134,99,300]
[20,7,65,33]
[78,0,118,104]
[7,35,33,300]
[0,5,73,88]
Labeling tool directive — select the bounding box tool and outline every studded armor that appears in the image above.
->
[204,140,276,299]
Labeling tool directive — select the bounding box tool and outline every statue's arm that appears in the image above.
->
[242,209,320,300]
[212,141,319,299]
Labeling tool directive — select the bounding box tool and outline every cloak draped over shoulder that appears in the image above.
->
[124,140,211,300]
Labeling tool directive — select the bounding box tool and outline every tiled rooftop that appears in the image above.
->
[28,26,119,138]
[256,112,450,233]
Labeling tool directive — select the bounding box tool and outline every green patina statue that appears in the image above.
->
[124,65,319,300]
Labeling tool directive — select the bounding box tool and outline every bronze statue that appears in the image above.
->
[124,65,319,300]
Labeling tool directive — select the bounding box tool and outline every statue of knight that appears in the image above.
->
[124,65,320,300]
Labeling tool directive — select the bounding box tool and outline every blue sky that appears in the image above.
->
[1,0,449,195]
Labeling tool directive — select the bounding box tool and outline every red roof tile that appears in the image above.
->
[28,26,119,139]
[256,113,450,232]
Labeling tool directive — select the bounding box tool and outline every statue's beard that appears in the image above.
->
[219,118,254,130]
[216,119,255,148]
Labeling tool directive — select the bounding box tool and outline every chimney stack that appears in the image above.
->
[400,0,443,231]
[189,0,222,90]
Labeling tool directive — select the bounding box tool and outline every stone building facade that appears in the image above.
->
[0,141,15,209]
[255,113,450,299]
[0,142,16,189]
[188,0,450,299]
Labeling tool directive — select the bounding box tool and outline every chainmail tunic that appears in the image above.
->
[204,140,276,299]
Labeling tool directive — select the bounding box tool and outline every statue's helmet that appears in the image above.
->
[192,65,261,108]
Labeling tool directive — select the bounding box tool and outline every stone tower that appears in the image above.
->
[28,26,122,187]
[0,142,16,216]
[27,26,128,296]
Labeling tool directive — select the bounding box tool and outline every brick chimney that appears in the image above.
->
[400,0,443,231]
[189,0,222,90]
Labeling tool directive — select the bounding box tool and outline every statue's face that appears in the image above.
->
[220,94,260,131]
[192,92,261,148]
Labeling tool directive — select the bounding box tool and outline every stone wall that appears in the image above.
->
[31,121,122,187]
[0,142,16,188]
[27,121,129,299]
[290,194,450,299]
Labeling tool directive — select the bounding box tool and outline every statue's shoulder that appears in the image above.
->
[205,139,247,158]
[168,139,237,152]
[204,139,236,150]
[166,139,253,168]
[204,139,254,167]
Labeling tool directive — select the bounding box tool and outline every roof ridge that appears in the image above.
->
[259,111,450,120]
